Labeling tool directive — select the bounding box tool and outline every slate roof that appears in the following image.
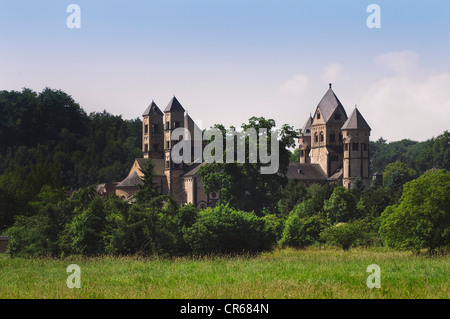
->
[116,171,142,188]
[301,115,313,136]
[164,96,185,112]
[143,101,164,116]
[315,86,348,123]
[341,107,371,130]
[286,163,328,181]
[182,161,206,177]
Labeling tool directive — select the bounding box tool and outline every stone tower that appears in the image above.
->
[341,106,371,189]
[299,114,312,163]
[163,96,186,201]
[309,84,348,176]
[142,101,164,159]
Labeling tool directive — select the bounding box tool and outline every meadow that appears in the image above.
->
[0,247,448,299]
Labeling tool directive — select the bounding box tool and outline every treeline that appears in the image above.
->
[370,134,450,175]
[0,88,142,229]
[5,165,449,257]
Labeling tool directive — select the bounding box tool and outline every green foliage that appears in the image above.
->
[277,179,308,217]
[198,116,298,215]
[370,131,449,175]
[323,186,359,224]
[183,204,274,255]
[320,220,371,251]
[279,201,327,248]
[0,88,142,190]
[289,148,300,163]
[383,160,417,191]
[134,158,159,205]
[379,169,450,252]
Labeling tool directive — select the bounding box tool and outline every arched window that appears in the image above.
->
[314,133,318,143]
[320,132,324,142]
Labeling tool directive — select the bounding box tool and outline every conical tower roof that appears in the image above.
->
[315,84,348,123]
[164,96,185,112]
[341,107,371,130]
[143,101,163,116]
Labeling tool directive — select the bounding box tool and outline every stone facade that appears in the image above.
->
[288,84,371,189]
[115,84,372,207]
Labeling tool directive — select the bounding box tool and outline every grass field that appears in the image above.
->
[0,247,448,299]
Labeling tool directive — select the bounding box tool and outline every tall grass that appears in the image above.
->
[0,247,448,299]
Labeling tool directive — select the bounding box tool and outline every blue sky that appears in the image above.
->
[1,0,449,142]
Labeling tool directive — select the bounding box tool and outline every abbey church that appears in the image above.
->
[114,84,371,207]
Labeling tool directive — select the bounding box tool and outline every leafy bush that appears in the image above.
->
[183,204,274,255]
[320,220,371,251]
[279,213,327,248]
[323,186,359,224]
[379,169,450,252]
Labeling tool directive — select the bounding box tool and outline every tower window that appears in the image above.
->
[166,141,170,149]
[352,142,359,151]
[330,133,335,142]
[317,112,321,120]
[166,122,170,130]
[345,143,348,151]
[314,133,318,143]
[300,150,304,157]
[144,124,148,134]
[165,161,170,168]
[173,121,180,128]
[152,124,158,133]
[320,132,324,142]
[144,144,148,152]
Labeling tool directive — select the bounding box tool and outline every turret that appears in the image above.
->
[142,101,164,159]
[341,106,371,189]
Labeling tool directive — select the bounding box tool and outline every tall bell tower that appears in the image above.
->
[341,107,371,189]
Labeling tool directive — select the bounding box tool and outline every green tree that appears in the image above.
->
[279,200,327,248]
[323,186,358,224]
[379,169,450,252]
[198,117,298,214]
[134,158,158,205]
[320,220,371,251]
[383,160,417,191]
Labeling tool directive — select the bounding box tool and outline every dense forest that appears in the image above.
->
[1,88,449,256]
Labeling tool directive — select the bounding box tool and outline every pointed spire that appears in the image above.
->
[341,107,371,130]
[143,100,163,116]
[164,96,185,112]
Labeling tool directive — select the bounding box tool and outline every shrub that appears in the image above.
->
[320,220,371,250]
[183,204,274,255]
[279,213,327,248]
[379,169,450,252]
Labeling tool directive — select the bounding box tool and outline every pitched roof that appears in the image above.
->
[341,107,371,130]
[164,96,185,112]
[143,101,164,116]
[301,115,313,136]
[286,163,328,181]
[315,86,348,123]
[116,171,142,188]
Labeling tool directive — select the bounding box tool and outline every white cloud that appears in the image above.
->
[356,58,450,141]
[280,74,308,95]
[322,63,342,84]
[373,50,419,74]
